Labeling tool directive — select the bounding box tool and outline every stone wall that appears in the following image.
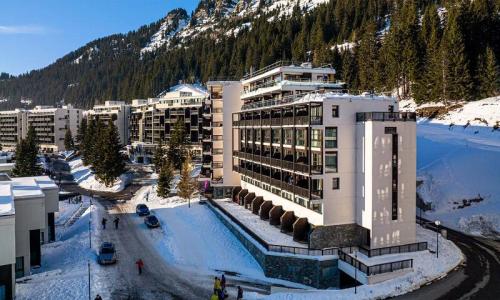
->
[207,203,339,289]
[309,223,367,249]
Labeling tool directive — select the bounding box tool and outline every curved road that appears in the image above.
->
[396,219,500,300]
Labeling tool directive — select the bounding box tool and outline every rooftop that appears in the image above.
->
[0,184,14,216]
[242,60,336,80]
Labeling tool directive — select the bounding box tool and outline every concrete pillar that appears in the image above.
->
[243,192,255,209]
[293,217,310,243]
[237,189,248,205]
[232,186,242,202]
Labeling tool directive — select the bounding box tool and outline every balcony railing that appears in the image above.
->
[356,112,417,122]
[358,242,428,257]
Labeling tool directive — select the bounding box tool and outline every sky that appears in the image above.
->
[0,0,199,75]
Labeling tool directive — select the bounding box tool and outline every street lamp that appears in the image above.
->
[434,220,441,258]
[354,250,357,294]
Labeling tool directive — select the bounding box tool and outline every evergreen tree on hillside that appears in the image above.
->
[167,118,188,170]
[64,129,75,151]
[157,160,174,198]
[177,155,197,208]
[357,22,379,91]
[94,120,125,187]
[153,140,166,173]
[441,6,473,102]
[12,126,41,177]
[477,47,499,99]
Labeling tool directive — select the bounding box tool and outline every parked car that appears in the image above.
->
[136,204,150,216]
[97,242,117,265]
[144,215,160,228]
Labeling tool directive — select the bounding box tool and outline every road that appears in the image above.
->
[93,198,212,299]
[396,219,500,300]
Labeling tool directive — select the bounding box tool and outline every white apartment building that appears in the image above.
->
[87,101,131,145]
[0,185,15,300]
[0,174,59,299]
[229,62,417,250]
[0,110,27,151]
[200,81,242,198]
[26,105,82,152]
[129,84,208,163]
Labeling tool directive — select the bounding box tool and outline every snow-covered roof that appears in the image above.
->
[0,184,14,217]
[8,177,45,199]
[158,83,208,98]
[33,176,58,190]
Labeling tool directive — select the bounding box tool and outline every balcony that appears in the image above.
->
[356,112,417,122]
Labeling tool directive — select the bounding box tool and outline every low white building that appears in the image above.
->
[0,184,15,300]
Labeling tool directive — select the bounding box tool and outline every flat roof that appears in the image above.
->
[0,184,14,216]
[33,176,58,190]
[7,178,45,199]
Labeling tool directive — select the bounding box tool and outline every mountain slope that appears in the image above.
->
[0,0,498,109]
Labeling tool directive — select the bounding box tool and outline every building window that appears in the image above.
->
[332,177,340,190]
[332,105,339,118]
[284,129,293,145]
[296,129,306,146]
[385,127,397,134]
[311,203,323,214]
[325,127,337,148]
[15,257,24,278]
[311,129,322,148]
[325,152,338,173]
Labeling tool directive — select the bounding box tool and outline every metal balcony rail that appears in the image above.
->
[358,242,428,257]
[241,78,342,95]
[356,112,417,122]
[208,198,338,256]
[338,249,414,276]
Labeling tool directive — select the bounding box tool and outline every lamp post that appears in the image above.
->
[354,250,357,294]
[435,220,441,258]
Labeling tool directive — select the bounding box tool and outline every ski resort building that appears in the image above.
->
[0,110,26,151]
[199,81,242,198]
[25,105,82,152]
[128,84,208,163]
[0,175,59,299]
[87,101,131,145]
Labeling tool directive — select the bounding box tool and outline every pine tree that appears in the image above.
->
[441,6,473,102]
[81,119,95,166]
[357,22,379,91]
[477,47,499,99]
[153,140,166,173]
[76,117,87,150]
[12,126,41,177]
[167,118,188,170]
[157,161,174,198]
[64,129,75,151]
[177,155,197,208]
[94,120,125,187]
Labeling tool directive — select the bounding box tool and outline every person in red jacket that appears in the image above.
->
[135,258,144,275]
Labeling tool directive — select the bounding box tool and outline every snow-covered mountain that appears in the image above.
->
[140,8,189,55]
[401,97,500,238]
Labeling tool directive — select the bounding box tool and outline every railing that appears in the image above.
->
[356,112,417,122]
[358,242,428,257]
[208,198,338,256]
[338,249,414,276]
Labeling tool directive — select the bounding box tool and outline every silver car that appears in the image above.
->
[97,242,117,265]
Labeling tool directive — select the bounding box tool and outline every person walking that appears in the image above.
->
[94,295,102,300]
[113,217,120,229]
[213,277,221,293]
[135,258,144,275]
[220,274,226,290]
[210,291,219,300]
[237,286,243,300]
[101,217,107,230]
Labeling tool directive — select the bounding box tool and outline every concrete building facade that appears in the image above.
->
[87,101,131,145]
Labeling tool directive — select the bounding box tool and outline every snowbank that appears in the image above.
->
[70,158,129,193]
[251,226,463,300]
[130,185,265,278]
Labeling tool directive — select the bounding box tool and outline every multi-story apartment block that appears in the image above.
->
[0,110,27,151]
[230,62,417,250]
[0,174,59,299]
[87,101,131,145]
[200,81,242,198]
[128,84,208,163]
[0,185,15,300]
[25,105,82,152]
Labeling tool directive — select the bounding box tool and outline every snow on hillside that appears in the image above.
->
[141,11,188,55]
[331,41,356,52]
[401,97,500,238]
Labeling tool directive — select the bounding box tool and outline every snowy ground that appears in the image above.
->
[250,226,463,300]
[400,97,500,238]
[16,197,111,300]
[69,158,130,193]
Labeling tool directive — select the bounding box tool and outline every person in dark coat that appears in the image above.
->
[220,274,226,290]
[113,217,120,229]
[237,286,243,300]
[101,218,107,229]
[135,258,144,275]
[94,295,102,300]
